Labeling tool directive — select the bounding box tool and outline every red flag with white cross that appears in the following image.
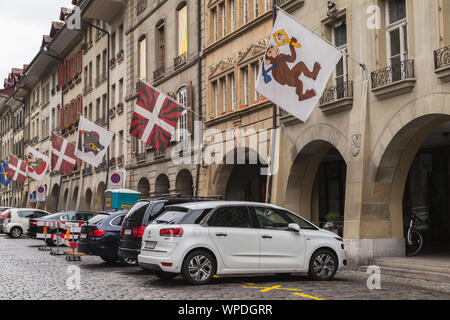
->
[130,81,184,151]
[51,134,77,175]
[7,155,27,184]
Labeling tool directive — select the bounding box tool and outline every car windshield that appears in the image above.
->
[40,213,63,220]
[88,214,108,225]
[125,201,150,222]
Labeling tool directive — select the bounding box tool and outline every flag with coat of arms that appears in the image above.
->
[130,81,184,151]
[256,9,343,122]
[0,160,11,187]
[25,146,50,181]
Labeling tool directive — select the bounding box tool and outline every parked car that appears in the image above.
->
[0,208,13,233]
[28,211,97,245]
[78,211,132,264]
[118,195,221,264]
[3,208,50,238]
[138,201,347,285]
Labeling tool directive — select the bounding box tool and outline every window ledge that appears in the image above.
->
[280,113,303,126]
[372,78,416,100]
[435,65,450,83]
[319,97,353,115]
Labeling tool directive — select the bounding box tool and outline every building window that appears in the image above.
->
[243,0,248,24]
[119,25,124,52]
[178,4,188,56]
[386,0,407,67]
[156,22,165,69]
[136,0,147,15]
[176,87,188,142]
[332,20,348,88]
[264,0,269,12]
[138,36,147,80]
[242,67,249,105]
[254,0,258,19]
[212,8,218,42]
[111,32,116,57]
[111,84,116,110]
[253,62,259,101]
[220,77,227,113]
[119,131,124,157]
[230,73,236,110]
[230,0,235,32]
[119,78,124,103]
[213,81,218,117]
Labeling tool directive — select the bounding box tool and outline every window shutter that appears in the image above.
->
[58,64,65,88]
[60,106,65,130]
[186,81,193,136]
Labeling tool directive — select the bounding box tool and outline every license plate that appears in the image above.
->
[145,241,156,250]
[80,233,87,239]
[124,229,131,235]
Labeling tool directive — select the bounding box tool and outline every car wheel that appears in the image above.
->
[155,271,178,280]
[100,256,118,263]
[118,257,138,266]
[9,227,22,239]
[181,250,216,285]
[308,249,338,281]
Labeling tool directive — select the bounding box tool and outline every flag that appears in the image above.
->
[75,116,114,167]
[256,10,343,122]
[130,81,184,151]
[25,146,50,181]
[7,155,27,184]
[0,160,11,187]
[51,134,77,175]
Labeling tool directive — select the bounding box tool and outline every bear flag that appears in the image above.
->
[75,116,114,168]
[25,146,50,181]
[256,9,343,122]
[130,81,184,152]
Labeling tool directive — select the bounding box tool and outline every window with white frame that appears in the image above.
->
[221,77,227,113]
[176,87,188,142]
[230,0,235,32]
[264,0,269,12]
[254,0,258,18]
[220,2,226,38]
[229,73,236,110]
[212,8,218,42]
[243,0,248,24]
[386,0,407,68]
[253,62,260,101]
[332,19,348,96]
[213,81,219,117]
[243,67,249,105]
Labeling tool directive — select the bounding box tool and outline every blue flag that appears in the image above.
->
[0,160,11,187]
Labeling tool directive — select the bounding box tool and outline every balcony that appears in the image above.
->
[154,149,165,160]
[109,157,116,167]
[136,152,146,162]
[96,160,107,171]
[83,82,93,95]
[153,66,165,82]
[96,73,107,86]
[110,106,116,118]
[371,59,416,100]
[110,57,116,69]
[434,45,450,83]
[117,49,124,63]
[117,155,124,166]
[116,102,124,114]
[82,167,92,176]
[319,81,353,115]
[174,53,187,70]
[95,116,107,126]
[31,136,39,146]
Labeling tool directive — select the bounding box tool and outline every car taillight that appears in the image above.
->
[88,229,106,237]
[132,226,146,238]
[160,228,183,237]
[120,228,123,236]
[32,221,37,226]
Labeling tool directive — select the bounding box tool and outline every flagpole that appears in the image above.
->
[275,5,366,71]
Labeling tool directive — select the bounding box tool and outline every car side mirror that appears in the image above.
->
[288,223,301,232]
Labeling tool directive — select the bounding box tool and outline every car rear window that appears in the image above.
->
[153,208,212,225]
[88,214,108,225]
[125,201,150,223]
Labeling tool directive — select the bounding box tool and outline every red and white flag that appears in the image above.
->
[51,134,77,175]
[7,155,27,184]
[130,81,184,151]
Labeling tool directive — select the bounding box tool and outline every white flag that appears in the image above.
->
[75,116,114,167]
[25,146,50,181]
[256,10,343,122]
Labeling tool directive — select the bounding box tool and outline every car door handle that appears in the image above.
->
[261,235,272,239]
[215,233,228,237]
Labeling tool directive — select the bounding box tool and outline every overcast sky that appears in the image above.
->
[0,0,74,88]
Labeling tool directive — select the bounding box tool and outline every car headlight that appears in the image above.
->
[334,237,343,242]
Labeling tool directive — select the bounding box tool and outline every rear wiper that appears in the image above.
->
[155,219,176,224]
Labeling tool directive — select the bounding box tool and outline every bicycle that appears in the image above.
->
[405,215,423,257]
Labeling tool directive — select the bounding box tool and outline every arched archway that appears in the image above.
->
[138,178,150,199]
[285,140,347,235]
[62,189,69,211]
[85,188,93,211]
[69,187,79,210]
[374,113,450,249]
[175,170,193,196]
[47,184,60,213]
[93,182,106,211]
[155,174,170,196]
[212,147,268,202]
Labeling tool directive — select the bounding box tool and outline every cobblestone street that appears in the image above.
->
[1,234,450,300]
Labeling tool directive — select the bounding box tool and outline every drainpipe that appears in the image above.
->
[194,0,202,197]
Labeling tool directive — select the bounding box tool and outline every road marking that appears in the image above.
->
[293,292,325,300]
[241,284,325,300]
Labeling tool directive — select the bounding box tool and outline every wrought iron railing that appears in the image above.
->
[320,81,353,105]
[117,49,124,62]
[95,116,107,126]
[83,82,92,95]
[116,102,124,114]
[434,45,450,70]
[154,149,165,159]
[117,155,124,166]
[136,152,146,162]
[371,59,415,89]
[174,53,187,70]
[82,167,92,176]
[153,66,165,81]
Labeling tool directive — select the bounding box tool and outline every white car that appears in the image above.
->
[2,208,50,239]
[138,201,347,285]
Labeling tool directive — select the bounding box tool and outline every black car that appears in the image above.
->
[118,195,221,263]
[28,211,97,245]
[77,211,132,264]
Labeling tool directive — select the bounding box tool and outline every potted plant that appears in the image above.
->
[324,212,341,235]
